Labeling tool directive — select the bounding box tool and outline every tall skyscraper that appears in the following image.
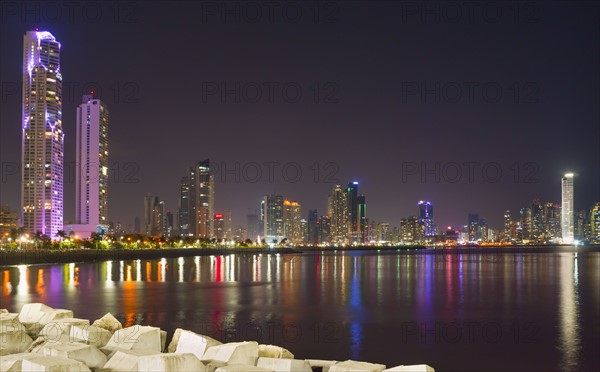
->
[591,202,600,243]
[283,200,302,244]
[74,94,109,227]
[357,194,367,243]
[21,31,63,239]
[307,209,319,245]
[418,201,434,236]
[246,213,260,242]
[143,193,154,236]
[467,214,479,241]
[503,210,511,241]
[347,182,359,238]
[178,159,215,238]
[329,185,348,243]
[561,173,574,244]
[262,194,284,244]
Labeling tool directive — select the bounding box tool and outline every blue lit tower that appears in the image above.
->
[418,201,434,236]
[22,31,63,238]
[347,181,359,237]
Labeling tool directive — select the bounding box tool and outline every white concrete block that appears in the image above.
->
[216,364,273,372]
[204,360,228,372]
[102,349,161,372]
[175,330,222,359]
[0,313,26,333]
[69,325,112,348]
[105,325,163,352]
[0,348,7,357]
[18,303,52,324]
[42,342,107,369]
[202,341,259,365]
[92,313,122,333]
[329,360,386,372]
[258,344,294,359]
[306,359,338,372]
[21,355,91,371]
[167,328,183,352]
[257,357,312,372]
[383,365,435,372]
[0,353,45,372]
[40,318,90,340]
[138,353,206,371]
[0,329,33,354]
[0,309,8,314]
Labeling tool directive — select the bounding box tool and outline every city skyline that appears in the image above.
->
[1,2,598,234]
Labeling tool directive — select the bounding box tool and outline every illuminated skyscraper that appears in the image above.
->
[561,173,574,244]
[21,31,63,238]
[503,210,511,241]
[357,195,367,243]
[283,200,302,244]
[347,182,359,238]
[179,159,215,238]
[143,193,154,235]
[262,194,284,244]
[467,214,479,241]
[418,201,434,236]
[74,95,109,228]
[329,185,348,243]
[591,202,600,243]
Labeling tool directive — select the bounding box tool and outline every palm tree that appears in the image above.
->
[56,230,66,241]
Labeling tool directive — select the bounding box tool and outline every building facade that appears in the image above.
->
[22,31,64,239]
[561,173,574,244]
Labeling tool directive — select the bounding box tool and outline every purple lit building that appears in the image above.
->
[21,31,63,239]
[418,201,434,237]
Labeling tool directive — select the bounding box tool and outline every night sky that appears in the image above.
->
[1,1,598,231]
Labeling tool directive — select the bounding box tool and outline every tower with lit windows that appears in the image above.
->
[75,94,109,228]
[22,31,63,239]
[561,173,574,244]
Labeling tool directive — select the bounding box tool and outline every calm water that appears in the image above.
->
[2,249,599,371]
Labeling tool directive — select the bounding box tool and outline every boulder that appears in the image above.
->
[105,326,163,352]
[258,344,294,359]
[92,313,122,333]
[329,360,386,372]
[257,357,312,372]
[0,329,33,354]
[19,303,73,327]
[27,334,79,353]
[175,330,222,359]
[306,359,338,372]
[0,309,8,314]
[20,355,91,371]
[42,342,107,369]
[39,318,90,340]
[384,365,435,372]
[201,341,259,365]
[0,353,45,372]
[70,325,113,348]
[204,360,228,372]
[0,313,26,333]
[167,328,183,352]
[215,364,273,372]
[138,353,206,371]
[102,349,161,372]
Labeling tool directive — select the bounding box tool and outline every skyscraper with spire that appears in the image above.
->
[21,31,63,238]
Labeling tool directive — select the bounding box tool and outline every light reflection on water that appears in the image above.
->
[1,250,599,372]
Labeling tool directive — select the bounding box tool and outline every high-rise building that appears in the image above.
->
[143,194,154,236]
[329,185,348,243]
[520,208,532,241]
[214,213,225,240]
[591,202,600,243]
[531,199,544,241]
[467,214,479,241]
[418,201,434,237]
[307,209,319,245]
[262,195,284,244]
[178,175,191,236]
[134,216,141,234]
[503,210,511,241]
[151,198,165,237]
[22,31,63,239]
[74,95,109,229]
[165,212,174,237]
[222,209,233,240]
[318,215,331,244]
[561,173,574,244]
[544,202,561,239]
[400,216,423,243]
[0,205,18,236]
[246,213,260,242]
[283,200,302,244]
[178,160,215,238]
[347,182,359,238]
[357,195,367,243]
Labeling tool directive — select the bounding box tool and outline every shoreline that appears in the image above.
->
[1,244,598,266]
